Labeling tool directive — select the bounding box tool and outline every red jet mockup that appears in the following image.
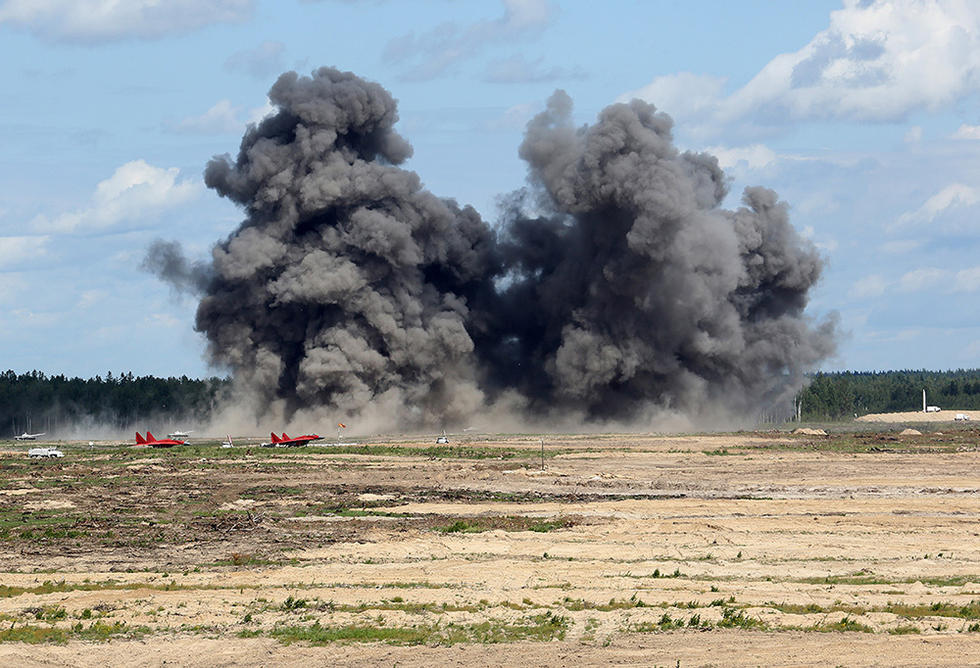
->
[135,431,186,448]
[262,432,322,447]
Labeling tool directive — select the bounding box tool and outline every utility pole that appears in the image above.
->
[923,389,927,413]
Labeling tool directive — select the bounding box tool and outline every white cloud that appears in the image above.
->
[952,123,980,139]
[171,98,275,134]
[0,235,49,268]
[904,126,923,143]
[172,100,242,134]
[703,143,777,170]
[860,264,980,295]
[247,99,275,124]
[726,0,980,122]
[627,0,980,131]
[800,225,839,253]
[897,267,949,292]
[953,266,980,292]
[31,160,199,233]
[383,0,557,80]
[851,274,888,298]
[0,0,252,44]
[619,72,726,121]
[893,183,980,228]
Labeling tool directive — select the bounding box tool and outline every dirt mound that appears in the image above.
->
[792,427,827,435]
[899,428,922,436]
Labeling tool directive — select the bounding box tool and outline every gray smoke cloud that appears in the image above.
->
[148,66,836,429]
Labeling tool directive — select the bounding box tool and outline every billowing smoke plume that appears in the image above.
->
[149,67,836,429]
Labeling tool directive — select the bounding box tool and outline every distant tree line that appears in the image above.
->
[0,370,230,436]
[6,368,980,433]
[799,369,980,421]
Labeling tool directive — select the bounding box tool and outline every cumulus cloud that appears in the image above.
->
[224,41,286,79]
[627,0,980,133]
[171,100,241,134]
[952,123,980,139]
[898,267,948,292]
[168,99,274,135]
[620,72,727,121]
[893,183,980,228]
[31,160,199,233]
[853,264,980,297]
[704,143,778,170]
[726,0,980,122]
[383,0,557,80]
[0,0,253,44]
[0,235,49,267]
[801,225,838,253]
[953,266,980,292]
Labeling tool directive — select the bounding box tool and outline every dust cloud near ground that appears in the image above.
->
[0,428,978,666]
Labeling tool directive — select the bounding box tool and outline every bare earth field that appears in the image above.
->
[0,428,978,666]
[857,410,980,423]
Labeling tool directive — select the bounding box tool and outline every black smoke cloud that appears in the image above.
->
[149,67,836,428]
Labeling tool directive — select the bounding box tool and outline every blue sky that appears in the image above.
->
[2,0,980,378]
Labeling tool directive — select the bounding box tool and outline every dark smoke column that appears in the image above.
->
[484,92,837,421]
[198,67,497,425]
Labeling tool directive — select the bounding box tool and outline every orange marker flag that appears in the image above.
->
[338,423,347,428]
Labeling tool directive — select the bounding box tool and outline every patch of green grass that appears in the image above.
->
[885,600,980,620]
[0,621,146,644]
[643,568,685,579]
[795,573,979,587]
[813,616,875,633]
[438,520,486,534]
[888,624,921,635]
[716,607,766,630]
[0,579,258,599]
[436,515,574,534]
[268,612,568,646]
[559,595,649,612]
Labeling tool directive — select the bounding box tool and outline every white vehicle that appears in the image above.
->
[168,430,193,440]
[955,413,971,421]
[221,435,234,448]
[15,432,45,441]
[926,405,941,413]
[28,447,63,459]
[435,430,449,444]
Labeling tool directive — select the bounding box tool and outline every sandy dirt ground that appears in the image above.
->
[0,430,977,666]
[857,410,979,423]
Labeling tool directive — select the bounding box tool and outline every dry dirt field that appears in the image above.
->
[857,410,980,423]
[0,427,978,666]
